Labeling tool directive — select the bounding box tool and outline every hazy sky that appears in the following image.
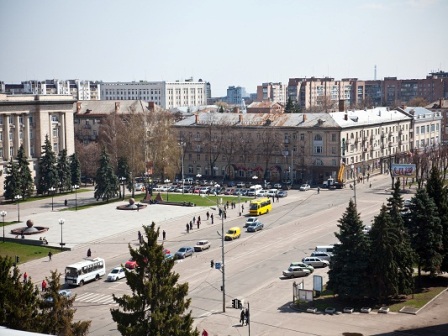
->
[1,0,447,96]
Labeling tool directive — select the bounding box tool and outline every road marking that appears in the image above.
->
[76,292,117,305]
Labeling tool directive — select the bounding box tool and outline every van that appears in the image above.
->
[310,251,332,261]
[225,227,241,241]
[315,245,335,254]
[247,184,262,196]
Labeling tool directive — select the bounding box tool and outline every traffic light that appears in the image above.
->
[15,255,20,264]
[210,260,214,268]
[232,299,237,309]
[237,299,242,309]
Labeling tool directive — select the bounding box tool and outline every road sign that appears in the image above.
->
[215,262,221,270]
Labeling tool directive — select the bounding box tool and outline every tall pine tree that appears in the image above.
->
[37,135,58,194]
[385,180,414,295]
[57,149,72,192]
[407,189,443,277]
[425,166,448,273]
[327,200,370,299]
[16,144,34,199]
[70,152,82,187]
[111,223,198,336]
[3,158,21,201]
[94,148,119,201]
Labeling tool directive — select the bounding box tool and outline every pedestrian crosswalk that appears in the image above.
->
[75,292,117,305]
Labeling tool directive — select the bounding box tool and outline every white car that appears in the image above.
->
[107,267,126,282]
[244,217,259,228]
[301,257,330,268]
[299,184,311,191]
[266,189,278,197]
[282,266,311,278]
[194,240,211,252]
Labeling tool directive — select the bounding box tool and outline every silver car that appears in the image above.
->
[301,257,330,268]
[283,266,311,278]
[175,246,194,259]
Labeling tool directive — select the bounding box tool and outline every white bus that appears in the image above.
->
[65,257,106,286]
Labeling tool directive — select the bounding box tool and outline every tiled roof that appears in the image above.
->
[74,100,160,115]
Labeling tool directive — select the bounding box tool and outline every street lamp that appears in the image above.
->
[351,164,357,208]
[201,195,226,312]
[1,210,7,243]
[59,218,65,250]
[72,185,79,211]
[179,141,186,195]
[14,195,22,222]
[120,177,126,200]
[49,187,56,211]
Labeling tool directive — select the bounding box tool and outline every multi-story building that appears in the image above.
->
[173,107,414,185]
[0,94,76,195]
[0,79,101,100]
[100,78,210,109]
[256,82,287,104]
[226,86,247,105]
[398,106,443,152]
[74,100,158,144]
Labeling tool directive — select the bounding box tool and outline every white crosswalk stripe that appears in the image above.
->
[75,292,117,305]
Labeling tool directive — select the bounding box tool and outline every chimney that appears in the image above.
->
[303,114,307,122]
[344,113,348,121]
[439,98,443,108]
[239,113,243,123]
[76,102,81,113]
[115,102,120,113]
[339,99,345,112]
[148,101,155,112]
[195,113,199,124]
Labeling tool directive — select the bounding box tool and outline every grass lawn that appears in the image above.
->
[296,275,448,312]
[0,241,60,263]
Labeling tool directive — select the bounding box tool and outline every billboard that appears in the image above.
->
[391,164,416,178]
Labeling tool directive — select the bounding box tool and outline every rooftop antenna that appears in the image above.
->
[374,65,377,80]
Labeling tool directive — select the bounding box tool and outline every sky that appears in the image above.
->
[1,0,447,97]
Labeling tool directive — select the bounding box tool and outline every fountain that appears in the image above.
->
[10,219,49,236]
[116,197,147,211]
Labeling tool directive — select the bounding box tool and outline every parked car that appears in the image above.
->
[44,289,72,303]
[107,267,126,282]
[301,257,330,268]
[247,221,264,232]
[299,184,311,191]
[236,182,246,188]
[199,187,211,194]
[175,246,194,259]
[267,189,278,197]
[225,227,241,241]
[282,266,311,278]
[256,189,268,197]
[194,240,211,252]
[362,225,372,234]
[289,262,314,273]
[310,251,332,261]
[224,188,235,195]
[244,217,259,228]
[273,183,282,189]
[125,258,137,269]
[277,190,288,197]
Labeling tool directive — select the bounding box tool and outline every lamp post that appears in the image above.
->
[14,195,22,222]
[351,164,357,208]
[59,218,65,250]
[120,177,126,200]
[1,210,7,243]
[49,187,56,211]
[72,185,79,211]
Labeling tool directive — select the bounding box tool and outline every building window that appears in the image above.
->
[300,133,305,141]
[188,165,193,174]
[331,133,337,142]
[314,146,323,154]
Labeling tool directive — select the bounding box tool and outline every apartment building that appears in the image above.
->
[256,82,287,104]
[226,86,247,104]
[173,107,413,185]
[0,79,101,100]
[100,78,210,109]
[0,94,76,195]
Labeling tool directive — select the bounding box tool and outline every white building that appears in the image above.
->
[100,78,210,109]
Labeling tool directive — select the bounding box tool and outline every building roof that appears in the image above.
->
[74,100,161,116]
[330,107,412,129]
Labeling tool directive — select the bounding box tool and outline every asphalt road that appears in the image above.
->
[9,175,448,336]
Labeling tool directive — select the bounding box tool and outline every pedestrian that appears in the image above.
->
[241,204,244,212]
[189,221,193,231]
[224,210,227,219]
[87,248,92,257]
[272,196,275,203]
[369,183,372,188]
[186,223,190,233]
[162,230,166,240]
[198,215,201,224]
[193,216,196,224]
[23,272,28,283]
[197,220,200,229]
[41,279,47,292]
[240,309,245,326]
[206,211,210,220]
[317,187,320,194]
[218,208,222,218]
[276,194,279,202]
[48,251,53,261]
[138,231,142,244]
[245,308,250,325]
[211,213,214,224]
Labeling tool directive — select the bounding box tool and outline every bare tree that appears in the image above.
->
[75,140,101,179]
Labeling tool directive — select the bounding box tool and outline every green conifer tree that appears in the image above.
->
[407,189,443,277]
[425,166,448,273]
[111,223,198,336]
[57,149,72,192]
[3,158,21,201]
[284,97,294,113]
[16,144,34,199]
[37,135,58,194]
[70,153,82,187]
[94,148,119,201]
[327,200,370,299]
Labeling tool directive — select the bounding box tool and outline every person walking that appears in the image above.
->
[186,223,190,233]
[23,272,28,283]
[87,248,92,258]
[48,251,53,261]
[211,213,214,224]
[41,279,47,292]
[162,230,166,240]
[138,231,142,244]
[189,221,193,231]
[206,211,210,220]
[245,308,250,325]
[317,187,320,194]
[197,219,200,229]
[240,309,245,326]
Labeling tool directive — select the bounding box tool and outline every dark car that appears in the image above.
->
[277,190,288,197]
[175,247,194,259]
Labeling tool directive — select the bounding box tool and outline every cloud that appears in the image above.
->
[407,0,439,7]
